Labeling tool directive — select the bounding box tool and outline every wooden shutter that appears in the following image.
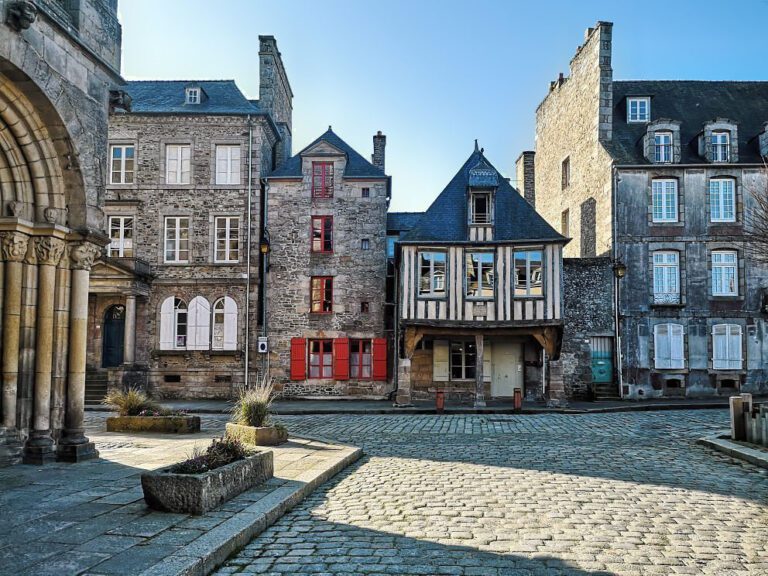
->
[334,338,350,380]
[187,296,211,350]
[223,297,238,351]
[290,338,306,380]
[372,338,387,380]
[483,341,492,383]
[159,297,175,350]
[433,340,449,382]
[654,324,670,369]
[729,325,742,370]
[670,324,684,369]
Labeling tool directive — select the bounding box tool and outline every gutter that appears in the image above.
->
[244,116,254,388]
[612,165,624,398]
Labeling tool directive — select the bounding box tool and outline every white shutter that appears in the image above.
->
[483,341,492,383]
[187,296,211,350]
[670,324,684,369]
[654,324,670,369]
[433,340,449,382]
[223,296,238,351]
[729,325,742,370]
[159,297,175,350]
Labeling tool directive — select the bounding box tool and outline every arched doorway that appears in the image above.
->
[102,305,126,367]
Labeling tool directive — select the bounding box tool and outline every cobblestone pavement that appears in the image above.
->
[215,410,768,575]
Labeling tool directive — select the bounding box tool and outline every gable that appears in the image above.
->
[302,140,346,158]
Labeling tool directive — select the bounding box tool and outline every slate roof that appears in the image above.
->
[268,128,387,179]
[609,81,768,164]
[400,149,566,244]
[123,80,261,115]
[387,212,424,233]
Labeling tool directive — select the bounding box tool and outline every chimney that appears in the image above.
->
[515,151,536,208]
[372,131,386,172]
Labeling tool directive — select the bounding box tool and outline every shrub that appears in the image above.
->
[103,387,160,417]
[231,375,275,427]
[168,437,253,475]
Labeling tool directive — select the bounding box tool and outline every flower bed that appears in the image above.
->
[225,422,288,446]
[106,414,200,433]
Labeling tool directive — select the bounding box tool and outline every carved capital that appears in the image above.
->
[34,237,66,267]
[69,242,102,271]
[0,231,30,263]
[5,1,37,31]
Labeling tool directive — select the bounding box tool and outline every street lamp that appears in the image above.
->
[613,260,627,279]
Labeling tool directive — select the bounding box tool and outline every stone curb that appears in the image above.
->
[133,441,363,576]
[697,434,768,470]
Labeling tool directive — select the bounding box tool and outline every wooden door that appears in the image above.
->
[491,341,522,397]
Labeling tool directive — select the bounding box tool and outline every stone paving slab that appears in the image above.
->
[698,432,768,470]
[0,420,361,576]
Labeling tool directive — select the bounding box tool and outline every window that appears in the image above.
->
[712,131,730,162]
[627,97,650,122]
[110,145,135,184]
[361,238,370,250]
[211,296,237,351]
[470,193,491,224]
[561,157,570,189]
[653,251,680,304]
[361,187,370,198]
[712,250,738,296]
[309,339,333,378]
[174,298,188,349]
[310,276,333,313]
[360,301,370,313]
[185,87,200,104]
[164,217,190,263]
[450,341,476,380]
[108,216,134,258]
[312,162,334,197]
[712,324,742,370]
[350,339,372,379]
[166,144,191,184]
[311,216,333,253]
[418,251,447,297]
[652,179,678,223]
[386,236,397,258]
[654,323,684,369]
[561,209,570,237]
[709,178,735,222]
[214,216,239,263]
[465,252,495,299]
[514,250,543,297]
[654,132,672,163]
[215,145,240,185]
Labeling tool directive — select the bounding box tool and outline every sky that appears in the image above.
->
[117,0,768,212]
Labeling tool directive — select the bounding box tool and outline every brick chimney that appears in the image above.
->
[372,131,386,172]
[515,151,536,207]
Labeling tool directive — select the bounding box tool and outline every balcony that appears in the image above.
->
[653,292,681,306]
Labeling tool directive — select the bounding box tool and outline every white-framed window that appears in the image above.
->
[712,131,730,162]
[215,145,241,185]
[709,178,736,222]
[165,144,191,184]
[450,340,477,380]
[652,179,678,223]
[465,252,495,299]
[164,216,190,263]
[712,324,742,370]
[654,132,672,163]
[211,296,238,351]
[514,250,543,297]
[109,144,135,184]
[185,87,201,104]
[108,216,134,258]
[654,323,684,369]
[214,216,239,263]
[418,251,447,297]
[652,251,680,305]
[712,250,738,296]
[627,97,650,122]
[470,192,491,224]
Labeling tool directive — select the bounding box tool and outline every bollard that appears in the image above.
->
[730,396,745,441]
[435,390,445,414]
[761,404,768,447]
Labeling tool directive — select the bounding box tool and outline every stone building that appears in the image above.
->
[0,0,122,465]
[533,21,768,398]
[94,36,292,400]
[264,128,391,398]
[393,144,568,405]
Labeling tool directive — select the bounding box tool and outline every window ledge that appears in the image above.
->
[466,297,495,302]
[651,302,685,308]
[708,369,745,375]
[151,349,242,358]
[709,296,743,301]
[650,369,689,374]
[417,296,447,301]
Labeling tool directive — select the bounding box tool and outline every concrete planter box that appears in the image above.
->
[106,415,201,433]
[225,422,288,446]
[141,451,273,514]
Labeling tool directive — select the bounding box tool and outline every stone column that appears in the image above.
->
[124,294,136,365]
[474,334,486,408]
[57,241,100,462]
[23,237,65,464]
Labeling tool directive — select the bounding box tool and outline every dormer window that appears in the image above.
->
[654,132,673,163]
[470,192,491,224]
[627,97,650,123]
[185,87,201,105]
[712,131,730,162]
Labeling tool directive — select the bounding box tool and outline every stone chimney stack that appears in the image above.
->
[259,35,294,168]
[515,151,536,208]
[372,131,386,172]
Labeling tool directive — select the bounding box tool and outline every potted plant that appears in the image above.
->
[225,375,288,446]
[104,387,201,433]
[141,436,273,514]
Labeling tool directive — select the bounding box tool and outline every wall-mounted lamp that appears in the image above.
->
[613,260,627,279]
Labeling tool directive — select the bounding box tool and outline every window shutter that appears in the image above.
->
[483,341,492,383]
[187,296,211,350]
[290,338,306,380]
[670,324,684,369]
[372,338,387,380]
[159,297,175,350]
[223,296,238,351]
[333,338,350,380]
[433,340,449,382]
[654,324,670,369]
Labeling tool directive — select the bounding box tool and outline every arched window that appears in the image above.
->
[211,297,237,351]
[160,297,187,350]
[187,296,211,350]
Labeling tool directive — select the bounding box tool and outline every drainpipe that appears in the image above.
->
[392,259,400,400]
[244,116,254,389]
[261,178,270,377]
[611,165,624,398]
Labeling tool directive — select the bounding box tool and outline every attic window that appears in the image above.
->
[185,88,201,105]
[470,192,491,224]
[627,97,650,123]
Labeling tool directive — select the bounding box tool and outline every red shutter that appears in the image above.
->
[334,338,350,380]
[372,338,387,381]
[290,338,306,380]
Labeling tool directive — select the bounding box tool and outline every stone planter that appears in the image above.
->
[141,451,273,514]
[106,415,201,433]
[225,422,288,446]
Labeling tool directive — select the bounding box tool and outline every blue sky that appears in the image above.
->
[118,0,768,212]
